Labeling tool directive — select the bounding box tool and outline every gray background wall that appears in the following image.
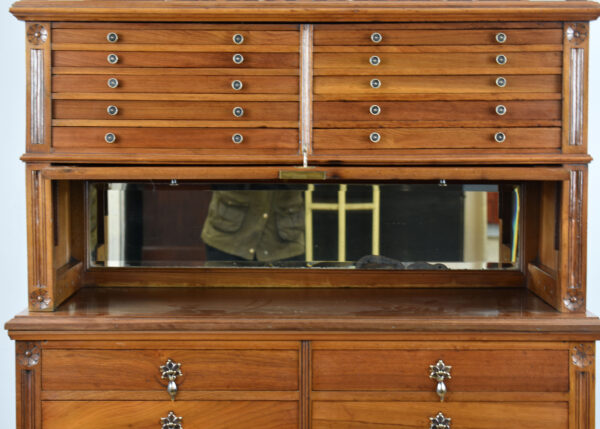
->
[0,7,598,427]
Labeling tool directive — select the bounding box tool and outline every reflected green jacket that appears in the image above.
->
[201,189,305,261]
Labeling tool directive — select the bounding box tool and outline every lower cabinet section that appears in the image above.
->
[312,402,568,429]
[42,401,298,429]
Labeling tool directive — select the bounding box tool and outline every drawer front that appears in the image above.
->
[312,349,568,392]
[53,75,299,94]
[313,52,561,74]
[315,75,561,95]
[43,401,298,429]
[54,101,299,121]
[53,28,300,46]
[42,349,299,391]
[53,51,299,68]
[313,128,560,150]
[313,28,563,46]
[53,128,299,151]
[314,101,561,124]
[312,402,567,429]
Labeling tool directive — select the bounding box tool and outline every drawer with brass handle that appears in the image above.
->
[52,75,300,94]
[313,52,561,74]
[313,27,563,46]
[42,401,298,429]
[52,51,299,68]
[52,127,299,151]
[313,128,560,150]
[53,100,299,121]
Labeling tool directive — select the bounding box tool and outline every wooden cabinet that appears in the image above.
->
[5,1,600,429]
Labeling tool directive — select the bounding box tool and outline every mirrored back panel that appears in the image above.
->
[88,182,520,270]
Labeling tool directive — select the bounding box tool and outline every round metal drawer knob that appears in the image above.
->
[496,77,507,88]
[107,53,119,64]
[233,54,244,64]
[370,55,381,66]
[231,80,243,91]
[104,132,116,144]
[494,131,506,143]
[107,105,119,116]
[106,32,119,43]
[233,33,244,44]
[232,133,244,144]
[496,32,507,43]
[369,132,381,143]
[107,78,119,88]
[371,32,383,43]
[495,104,507,116]
[496,54,508,65]
[370,78,381,89]
[369,105,381,116]
[233,107,244,118]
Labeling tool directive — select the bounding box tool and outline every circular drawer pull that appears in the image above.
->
[161,411,183,429]
[495,77,507,88]
[107,53,119,65]
[233,33,245,44]
[160,359,183,401]
[232,133,244,144]
[106,105,119,116]
[430,412,451,429]
[495,104,507,116]
[370,55,381,66]
[496,32,507,43]
[371,32,383,43]
[429,360,452,402]
[233,106,244,118]
[494,131,506,143]
[370,78,381,89]
[369,132,381,143]
[231,80,243,91]
[496,54,507,65]
[107,78,119,88]
[104,132,116,144]
[233,53,244,65]
[369,105,381,116]
[106,32,119,43]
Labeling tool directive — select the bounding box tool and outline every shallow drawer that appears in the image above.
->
[313,128,560,150]
[43,401,298,429]
[42,349,298,391]
[312,402,567,429]
[54,100,299,121]
[313,27,563,46]
[53,28,300,45]
[53,51,299,68]
[315,75,561,95]
[53,75,299,94]
[313,100,561,123]
[313,52,561,74]
[312,349,568,392]
[53,128,299,151]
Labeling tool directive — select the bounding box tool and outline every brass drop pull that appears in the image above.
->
[430,412,451,429]
[106,32,119,43]
[107,53,119,64]
[429,360,451,401]
[161,411,183,429]
[160,359,183,401]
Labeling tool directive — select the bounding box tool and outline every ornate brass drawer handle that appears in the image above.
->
[107,53,119,65]
[161,411,183,429]
[429,360,451,401]
[233,33,244,44]
[496,32,507,43]
[371,32,382,43]
[106,32,119,43]
[430,412,451,429]
[160,359,183,401]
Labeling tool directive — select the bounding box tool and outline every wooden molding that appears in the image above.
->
[15,341,42,429]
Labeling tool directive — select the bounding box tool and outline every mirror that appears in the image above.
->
[88,182,520,269]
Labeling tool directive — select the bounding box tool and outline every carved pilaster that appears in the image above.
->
[15,341,42,429]
[569,343,595,429]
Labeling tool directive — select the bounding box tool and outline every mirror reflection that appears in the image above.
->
[88,182,520,269]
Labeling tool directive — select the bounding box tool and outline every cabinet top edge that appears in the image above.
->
[9,0,600,22]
